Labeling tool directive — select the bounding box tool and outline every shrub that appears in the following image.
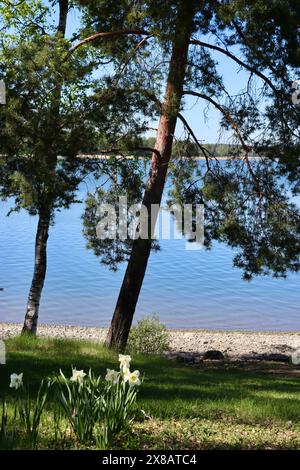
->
[127,314,170,355]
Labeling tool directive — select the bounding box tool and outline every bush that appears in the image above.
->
[127,314,170,355]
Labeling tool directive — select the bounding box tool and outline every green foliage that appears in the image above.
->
[0,0,50,40]
[18,380,50,447]
[1,352,142,449]
[127,314,170,355]
[0,396,8,443]
[11,377,51,447]
[82,160,144,270]
[0,30,99,214]
[0,0,153,216]
[218,0,300,67]
[214,0,300,188]
[82,158,160,270]
[0,1,299,347]
[78,0,300,281]
[50,368,103,442]
[96,372,139,449]
[168,154,300,280]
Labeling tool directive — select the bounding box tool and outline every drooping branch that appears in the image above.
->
[116,34,155,79]
[68,29,150,56]
[177,112,212,172]
[190,38,278,95]
[184,91,249,150]
[231,19,288,85]
[183,90,257,182]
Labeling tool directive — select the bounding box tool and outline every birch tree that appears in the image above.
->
[0,0,137,332]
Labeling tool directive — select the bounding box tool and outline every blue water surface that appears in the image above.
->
[0,178,299,331]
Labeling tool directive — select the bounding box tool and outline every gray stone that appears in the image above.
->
[256,353,290,363]
[203,350,225,360]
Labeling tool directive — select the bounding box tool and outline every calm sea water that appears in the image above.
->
[0,178,299,331]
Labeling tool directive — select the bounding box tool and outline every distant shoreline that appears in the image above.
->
[76,154,260,161]
[1,322,300,360]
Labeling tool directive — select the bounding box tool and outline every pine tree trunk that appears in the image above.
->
[22,210,51,334]
[106,1,195,350]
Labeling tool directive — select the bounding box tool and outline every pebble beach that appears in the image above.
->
[1,323,300,361]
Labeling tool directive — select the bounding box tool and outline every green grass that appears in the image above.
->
[1,335,300,449]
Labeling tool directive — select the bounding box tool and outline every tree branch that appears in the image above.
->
[231,19,287,85]
[177,112,211,172]
[190,38,278,95]
[68,29,150,56]
[116,34,155,79]
[57,0,68,36]
[183,90,258,182]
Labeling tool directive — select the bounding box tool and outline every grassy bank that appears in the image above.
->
[0,336,300,449]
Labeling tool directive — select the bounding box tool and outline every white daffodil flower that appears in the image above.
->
[119,354,131,373]
[70,368,86,385]
[124,370,141,387]
[105,368,120,384]
[9,372,23,390]
[123,369,131,382]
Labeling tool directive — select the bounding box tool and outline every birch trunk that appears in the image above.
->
[21,0,68,334]
[22,210,51,334]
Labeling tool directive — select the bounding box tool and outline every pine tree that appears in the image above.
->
[77,0,299,350]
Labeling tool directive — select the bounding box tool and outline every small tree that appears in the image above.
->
[0,0,156,333]
[0,0,115,332]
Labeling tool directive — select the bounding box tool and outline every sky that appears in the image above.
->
[51,2,256,144]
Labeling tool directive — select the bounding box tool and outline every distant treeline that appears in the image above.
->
[141,137,245,157]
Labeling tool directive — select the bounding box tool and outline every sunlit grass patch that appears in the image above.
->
[1,335,300,449]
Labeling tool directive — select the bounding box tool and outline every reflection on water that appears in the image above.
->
[0,182,299,331]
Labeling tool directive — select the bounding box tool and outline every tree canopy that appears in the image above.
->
[0,0,299,345]
[76,0,300,279]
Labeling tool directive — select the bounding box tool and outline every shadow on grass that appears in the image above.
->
[1,335,300,423]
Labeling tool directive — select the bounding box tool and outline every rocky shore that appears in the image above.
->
[1,323,300,363]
